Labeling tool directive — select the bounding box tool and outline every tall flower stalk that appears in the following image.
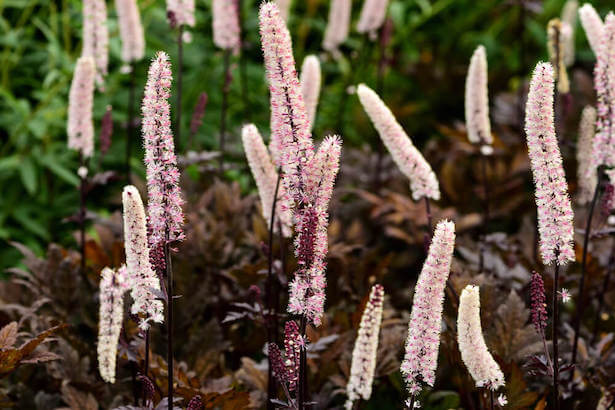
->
[356,0,389,39]
[576,106,597,205]
[400,220,455,407]
[322,0,351,54]
[142,52,185,409]
[82,0,108,91]
[530,271,554,375]
[525,62,575,409]
[300,55,321,132]
[579,3,604,59]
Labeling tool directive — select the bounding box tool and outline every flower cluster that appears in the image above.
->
[322,0,351,52]
[166,0,195,28]
[142,52,185,248]
[267,321,302,391]
[67,57,95,158]
[530,272,548,333]
[212,0,240,52]
[577,106,597,204]
[97,266,130,383]
[357,83,440,201]
[525,62,575,265]
[400,220,455,396]
[115,0,145,65]
[457,285,505,390]
[345,284,385,410]
[241,124,292,237]
[547,18,571,94]
[300,55,321,132]
[579,3,604,58]
[82,0,108,90]
[122,185,164,330]
[356,0,389,38]
[464,45,493,150]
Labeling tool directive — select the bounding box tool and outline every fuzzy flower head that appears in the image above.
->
[98,265,130,383]
[457,285,505,390]
[357,83,440,201]
[356,0,390,38]
[524,62,575,265]
[300,55,321,132]
[115,0,145,64]
[142,52,185,247]
[241,124,292,237]
[68,56,95,158]
[212,0,240,52]
[400,220,455,396]
[579,3,604,58]
[530,271,548,333]
[547,19,571,94]
[345,284,385,409]
[465,45,492,149]
[323,0,351,52]
[577,106,597,204]
[122,185,164,329]
[82,0,108,90]
[166,0,195,28]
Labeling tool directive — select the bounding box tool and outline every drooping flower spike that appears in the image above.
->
[300,55,321,132]
[530,272,548,333]
[67,56,95,158]
[357,0,389,38]
[576,106,597,204]
[357,83,440,201]
[142,52,185,249]
[122,185,164,330]
[464,45,493,151]
[115,0,145,66]
[98,265,130,383]
[241,124,292,237]
[82,0,108,90]
[457,285,505,390]
[323,0,351,53]
[524,62,574,265]
[212,0,240,52]
[579,3,604,58]
[345,284,385,410]
[401,220,455,397]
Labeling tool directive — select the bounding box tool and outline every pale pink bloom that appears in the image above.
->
[357,83,440,201]
[465,45,492,149]
[115,0,145,65]
[122,185,164,330]
[457,285,505,390]
[97,265,130,383]
[356,0,389,38]
[212,0,240,52]
[559,288,571,303]
[561,0,578,67]
[345,284,385,409]
[67,57,95,158]
[579,3,604,58]
[497,394,508,407]
[525,62,575,265]
[400,220,455,396]
[300,55,321,131]
[166,0,195,27]
[82,0,108,90]
[323,0,351,52]
[142,52,185,248]
[241,124,292,237]
[275,0,292,21]
[576,106,597,204]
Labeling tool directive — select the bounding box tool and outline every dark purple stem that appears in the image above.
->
[552,258,560,410]
[165,240,174,409]
[592,236,615,343]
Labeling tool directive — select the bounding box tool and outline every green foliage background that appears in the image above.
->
[0,0,610,271]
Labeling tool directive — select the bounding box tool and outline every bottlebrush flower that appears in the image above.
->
[241,124,292,237]
[212,0,240,52]
[577,106,597,204]
[67,56,95,158]
[268,342,289,386]
[82,0,108,90]
[142,52,185,247]
[97,265,130,383]
[323,0,351,52]
[284,320,302,391]
[275,0,291,21]
[525,62,575,265]
[115,0,145,66]
[122,185,164,329]
[457,285,505,390]
[547,19,571,94]
[464,45,493,149]
[400,220,455,396]
[579,3,604,58]
[357,83,440,201]
[166,0,195,28]
[356,0,389,38]
[561,0,578,67]
[345,284,385,410]
[530,271,548,333]
[300,55,321,132]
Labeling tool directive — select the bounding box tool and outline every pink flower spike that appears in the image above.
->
[142,52,185,248]
[166,0,195,28]
[576,106,597,204]
[357,83,440,201]
[115,0,145,65]
[212,0,240,52]
[300,55,321,132]
[82,0,108,90]
[465,45,492,149]
[400,220,455,396]
[524,62,574,266]
[67,57,95,158]
[323,0,351,53]
[275,0,291,21]
[356,0,390,38]
[579,3,604,58]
